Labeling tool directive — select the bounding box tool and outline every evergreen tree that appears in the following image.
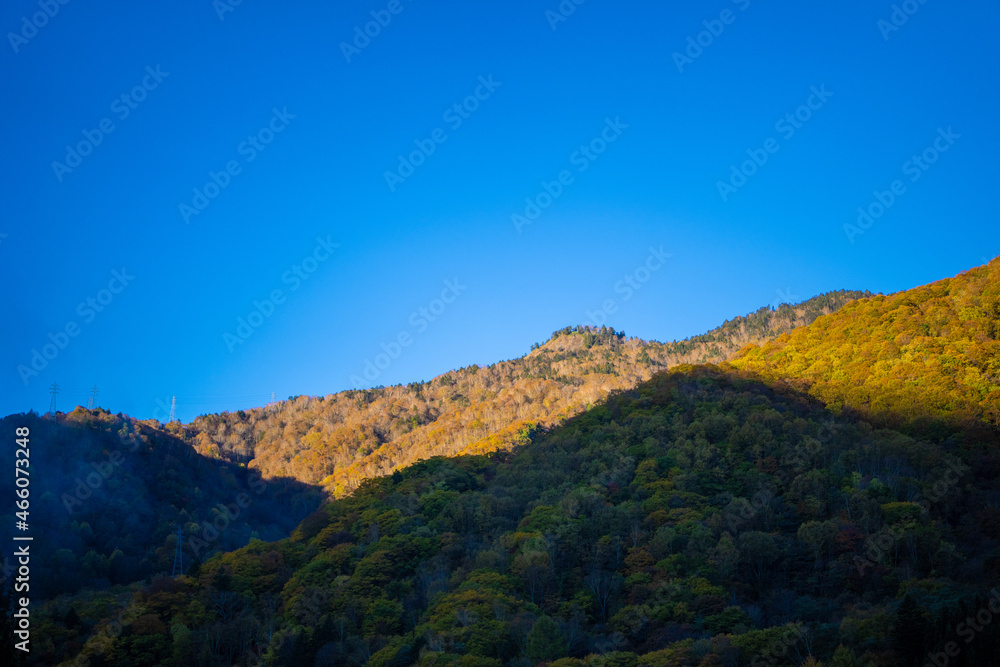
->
[526,615,567,662]
[831,645,856,667]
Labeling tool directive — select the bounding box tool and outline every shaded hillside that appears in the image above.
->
[730,259,1000,429]
[58,366,1000,666]
[190,291,869,497]
[0,408,322,602]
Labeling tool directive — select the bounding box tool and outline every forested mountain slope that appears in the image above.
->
[59,365,1000,666]
[29,266,1000,666]
[730,259,1000,429]
[190,291,869,496]
[0,290,866,655]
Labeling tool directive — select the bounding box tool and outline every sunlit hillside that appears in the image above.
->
[186,291,869,496]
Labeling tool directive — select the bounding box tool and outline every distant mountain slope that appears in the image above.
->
[730,260,1000,429]
[190,291,870,495]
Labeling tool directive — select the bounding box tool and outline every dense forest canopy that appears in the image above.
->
[50,366,1000,666]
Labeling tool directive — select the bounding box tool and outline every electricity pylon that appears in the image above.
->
[48,382,60,414]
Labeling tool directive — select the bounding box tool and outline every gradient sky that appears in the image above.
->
[1,0,998,422]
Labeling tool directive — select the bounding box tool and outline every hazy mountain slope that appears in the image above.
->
[730,259,1000,429]
[191,291,870,496]
[0,408,321,603]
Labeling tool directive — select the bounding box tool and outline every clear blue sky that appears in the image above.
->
[1,0,997,422]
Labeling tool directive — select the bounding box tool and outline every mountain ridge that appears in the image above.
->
[181,290,871,496]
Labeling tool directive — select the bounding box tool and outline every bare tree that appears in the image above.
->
[585,569,622,622]
[456,607,477,627]
[492,599,509,623]
[629,520,645,548]
[211,590,243,623]
[561,607,587,654]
